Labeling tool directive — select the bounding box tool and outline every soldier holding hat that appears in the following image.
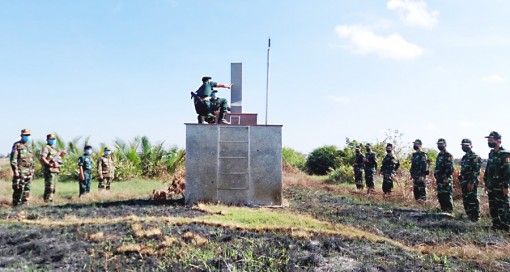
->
[353,146,365,189]
[40,133,64,202]
[78,145,94,196]
[460,138,482,222]
[434,138,454,213]
[195,76,232,124]
[380,143,400,195]
[410,139,429,201]
[98,147,115,190]
[10,129,34,206]
[363,144,378,193]
[483,131,510,230]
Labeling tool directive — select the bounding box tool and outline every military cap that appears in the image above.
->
[413,139,423,145]
[104,146,111,151]
[202,76,212,82]
[386,143,393,148]
[366,143,372,148]
[485,131,502,139]
[355,146,360,150]
[46,134,56,139]
[20,129,31,135]
[461,139,472,145]
[84,145,92,150]
[436,138,446,144]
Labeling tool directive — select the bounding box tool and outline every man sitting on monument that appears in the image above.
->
[193,76,232,125]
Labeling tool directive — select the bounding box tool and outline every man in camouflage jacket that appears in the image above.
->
[10,129,34,206]
[483,131,510,231]
[353,147,365,189]
[434,138,454,213]
[98,147,115,190]
[460,138,482,222]
[380,143,400,195]
[410,139,429,201]
[363,144,378,193]
[40,134,63,202]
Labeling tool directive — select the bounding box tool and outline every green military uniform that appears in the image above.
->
[78,147,94,196]
[98,147,115,190]
[460,139,482,222]
[381,144,400,194]
[363,145,377,190]
[353,148,364,189]
[40,136,61,202]
[410,139,429,201]
[194,77,230,124]
[10,129,34,206]
[483,131,510,230]
[434,138,454,213]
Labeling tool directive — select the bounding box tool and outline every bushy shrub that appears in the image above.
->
[327,165,354,183]
[306,145,340,175]
[282,147,306,172]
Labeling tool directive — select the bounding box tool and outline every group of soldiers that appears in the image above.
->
[353,131,510,231]
[9,129,115,207]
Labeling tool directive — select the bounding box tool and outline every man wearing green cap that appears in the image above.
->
[363,144,378,193]
[483,131,510,230]
[353,147,365,189]
[40,134,64,202]
[380,143,400,195]
[10,129,34,206]
[194,76,232,124]
[410,139,429,201]
[460,139,482,222]
[98,147,115,190]
[434,138,454,213]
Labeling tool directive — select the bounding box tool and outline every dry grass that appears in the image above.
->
[116,243,157,256]
[131,223,162,238]
[182,231,209,247]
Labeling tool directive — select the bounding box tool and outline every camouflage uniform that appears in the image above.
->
[10,129,34,206]
[483,131,510,230]
[381,146,400,194]
[363,146,378,190]
[98,148,115,190]
[353,149,365,189]
[78,148,94,196]
[460,139,482,221]
[410,139,429,201]
[434,139,454,213]
[40,138,61,202]
[194,77,231,124]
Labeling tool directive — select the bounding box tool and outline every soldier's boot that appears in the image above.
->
[21,191,30,205]
[197,115,206,124]
[217,112,230,125]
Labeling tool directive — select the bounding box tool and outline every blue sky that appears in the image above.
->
[1,0,509,158]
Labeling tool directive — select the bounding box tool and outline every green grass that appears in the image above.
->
[0,178,168,205]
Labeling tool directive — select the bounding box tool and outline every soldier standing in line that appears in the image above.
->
[98,147,115,190]
[483,131,510,231]
[10,129,34,206]
[78,145,94,197]
[353,147,365,190]
[459,139,482,222]
[434,138,454,213]
[363,144,378,193]
[410,139,429,201]
[40,134,64,202]
[380,143,400,196]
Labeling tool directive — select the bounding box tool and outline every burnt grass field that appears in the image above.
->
[0,180,510,271]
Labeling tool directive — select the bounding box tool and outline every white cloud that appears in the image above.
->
[387,0,438,28]
[335,25,424,60]
[424,122,437,131]
[435,66,447,73]
[482,74,506,82]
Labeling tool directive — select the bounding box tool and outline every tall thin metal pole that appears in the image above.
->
[265,38,271,125]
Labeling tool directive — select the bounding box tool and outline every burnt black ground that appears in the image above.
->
[0,188,506,271]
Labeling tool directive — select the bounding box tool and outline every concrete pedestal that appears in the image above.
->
[185,124,282,206]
